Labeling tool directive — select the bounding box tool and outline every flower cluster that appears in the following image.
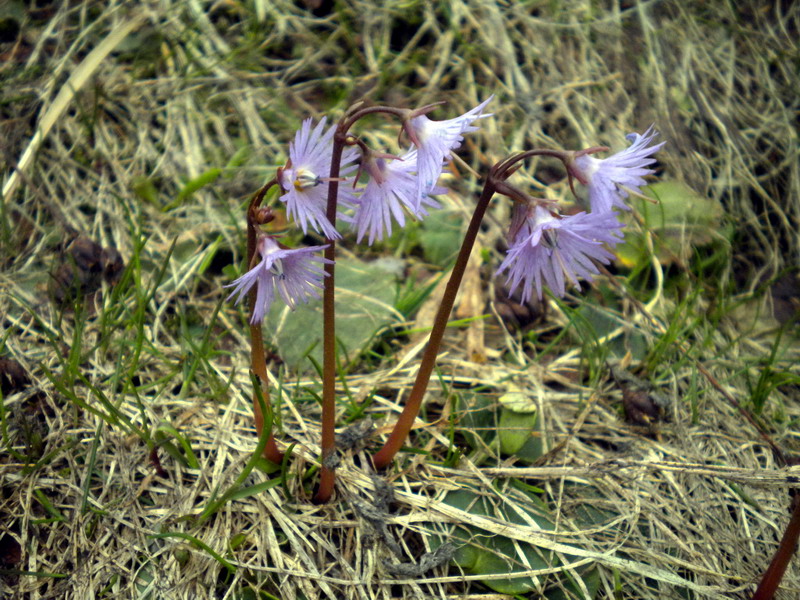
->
[499,126,663,301]
[228,98,493,323]
[279,97,492,245]
[224,96,670,486]
[226,91,665,322]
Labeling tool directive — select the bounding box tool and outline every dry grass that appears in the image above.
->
[1,1,799,599]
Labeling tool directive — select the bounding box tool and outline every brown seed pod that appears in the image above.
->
[621,385,662,426]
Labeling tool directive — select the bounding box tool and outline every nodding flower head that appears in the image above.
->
[404,96,494,199]
[278,117,359,239]
[570,126,665,214]
[225,235,332,324]
[352,149,445,246]
[497,204,624,302]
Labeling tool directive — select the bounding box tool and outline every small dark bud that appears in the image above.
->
[610,366,669,427]
[621,386,662,426]
[49,235,125,306]
[253,206,275,225]
[494,281,546,332]
[101,246,125,284]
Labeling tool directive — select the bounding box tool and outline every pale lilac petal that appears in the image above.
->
[573,126,664,213]
[279,117,359,239]
[353,150,443,245]
[225,237,332,324]
[409,97,493,200]
[497,206,623,302]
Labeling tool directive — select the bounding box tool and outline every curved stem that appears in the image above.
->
[249,178,276,212]
[372,179,497,469]
[342,105,411,132]
[492,148,570,180]
[371,149,575,469]
[314,106,411,502]
[752,495,800,600]
[314,130,347,503]
[246,180,283,464]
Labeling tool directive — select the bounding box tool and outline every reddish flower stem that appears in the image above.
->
[248,322,283,464]
[372,179,497,469]
[752,495,800,600]
[314,130,346,503]
[247,180,283,464]
[372,149,567,469]
[314,105,416,502]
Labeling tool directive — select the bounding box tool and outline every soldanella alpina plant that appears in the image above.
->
[226,96,664,502]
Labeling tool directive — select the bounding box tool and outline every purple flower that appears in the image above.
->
[497,205,623,302]
[406,97,493,200]
[571,126,665,213]
[279,117,359,239]
[352,150,445,245]
[225,236,332,324]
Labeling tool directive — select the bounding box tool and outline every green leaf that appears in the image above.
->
[432,485,602,596]
[431,487,554,595]
[456,391,497,451]
[149,532,236,574]
[573,302,649,361]
[395,270,443,317]
[154,421,200,469]
[418,209,463,266]
[130,176,159,206]
[616,181,728,269]
[498,408,537,455]
[164,168,223,211]
[267,257,401,372]
[227,479,282,501]
[225,146,252,172]
[497,385,537,413]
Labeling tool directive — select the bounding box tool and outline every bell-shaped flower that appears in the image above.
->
[405,97,493,202]
[225,235,331,324]
[279,117,359,239]
[497,205,623,302]
[352,150,445,245]
[570,126,665,214]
